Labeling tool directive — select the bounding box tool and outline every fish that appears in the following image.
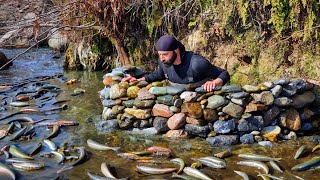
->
[0,145,10,155]
[47,125,60,139]
[197,156,226,167]
[183,167,213,180]
[10,101,29,107]
[101,163,116,179]
[5,158,34,163]
[136,165,177,175]
[43,139,57,151]
[87,139,120,152]
[291,156,320,171]
[237,160,269,174]
[7,116,34,124]
[8,145,33,160]
[47,120,79,127]
[87,172,128,180]
[57,147,87,173]
[0,162,16,180]
[257,173,284,180]
[117,153,152,160]
[172,172,199,180]
[29,143,42,156]
[294,145,308,159]
[312,144,320,152]
[170,158,185,174]
[19,108,38,113]
[12,162,45,170]
[234,170,249,180]
[269,160,283,173]
[147,146,172,154]
[0,129,8,139]
[51,151,65,164]
[238,153,281,162]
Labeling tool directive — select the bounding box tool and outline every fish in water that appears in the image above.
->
[87,139,120,152]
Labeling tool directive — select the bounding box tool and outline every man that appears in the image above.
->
[122,35,230,92]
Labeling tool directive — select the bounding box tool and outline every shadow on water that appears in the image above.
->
[1,48,320,180]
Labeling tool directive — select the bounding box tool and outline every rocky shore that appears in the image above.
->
[98,66,320,146]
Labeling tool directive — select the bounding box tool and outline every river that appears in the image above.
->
[0,48,319,180]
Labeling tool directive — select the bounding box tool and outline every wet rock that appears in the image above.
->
[222,102,244,118]
[153,117,169,132]
[243,85,261,93]
[102,99,116,108]
[240,134,255,144]
[180,91,198,102]
[109,84,126,99]
[157,95,176,106]
[274,97,293,107]
[221,85,242,93]
[117,117,134,129]
[206,135,239,146]
[174,99,183,108]
[102,107,116,120]
[300,108,315,121]
[185,124,210,138]
[124,108,151,119]
[291,91,316,108]
[207,95,227,109]
[152,104,174,118]
[203,109,218,122]
[127,86,140,99]
[181,102,202,118]
[186,116,206,125]
[133,99,155,108]
[122,100,135,108]
[245,102,268,113]
[164,129,188,138]
[252,91,274,105]
[137,87,156,100]
[229,92,250,99]
[167,86,185,95]
[0,51,12,70]
[111,105,125,115]
[95,119,119,133]
[282,131,297,140]
[261,126,281,136]
[167,113,186,130]
[279,108,301,131]
[149,87,167,95]
[273,79,289,85]
[271,85,282,98]
[263,106,280,126]
[258,141,273,147]
[130,127,159,135]
[213,119,236,134]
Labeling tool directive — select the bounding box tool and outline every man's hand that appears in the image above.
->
[122,76,145,82]
[202,78,223,92]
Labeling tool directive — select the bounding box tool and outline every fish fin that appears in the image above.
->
[113,147,121,152]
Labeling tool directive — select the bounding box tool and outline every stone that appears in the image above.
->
[238,116,264,132]
[274,97,293,107]
[157,95,176,106]
[0,51,12,70]
[117,117,134,129]
[99,87,110,100]
[109,84,126,99]
[139,120,151,128]
[164,129,188,138]
[186,116,206,125]
[203,109,218,121]
[271,85,282,98]
[102,99,116,108]
[136,81,149,88]
[130,127,159,135]
[152,104,174,118]
[167,86,185,95]
[95,119,118,133]
[240,134,255,144]
[258,141,273,147]
[137,87,156,100]
[102,107,115,120]
[111,105,124,115]
[263,106,280,126]
[300,108,315,121]
[221,85,242,93]
[197,92,215,101]
[300,122,314,131]
[169,106,180,113]
[222,102,244,118]
[181,102,203,118]
[149,87,167,95]
[281,85,297,97]
[262,82,274,88]
[122,100,135,108]
[124,108,151,119]
[206,135,239,146]
[174,99,183,108]
[153,117,169,132]
[48,28,68,51]
[243,85,261,93]
[213,119,236,134]
[127,86,140,99]
[282,131,297,140]
[195,86,222,93]
[291,91,316,108]
[231,98,247,106]
[180,91,198,102]
[229,92,250,99]
[261,125,281,135]
[167,113,186,130]
[290,79,313,92]
[251,91,274,105]
[133,99,155,108]
[207,95,227,109]
[273,79,289,85]
[185,124,210,138]
[279,108,301,131]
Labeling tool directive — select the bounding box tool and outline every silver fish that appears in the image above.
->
[237,160,269,174]
[183,167,213,180]
[172,172,199,180]
[87,139,120,152]
[291,156,320,171]
[238,154,281,162]
[43,139,57,151]
[136,165,177,175]
[12,162,45,170]
[294,145,308,159]
[6,158,34,163]
[10,102,29,107]
[170,158,185,174]
[51,151,64,164]
[0,162,16,179]
[257,174,284,180]
[269,161,283,173]
[101,163,116,179]
[234,170,249,180]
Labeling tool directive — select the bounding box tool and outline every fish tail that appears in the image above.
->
[275,158,282,161]
[113,147,121,152]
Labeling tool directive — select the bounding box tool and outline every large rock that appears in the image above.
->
[152,104,174,118]
[0,51,12,70]
[153,117,169,132]
[124,108,151,119]
[213,119,236,134]
[167,113,186,130]
[291,91,316,108]
[207,95,227,109]
[95,119,119,133]
[48,28,68,51]
[222,102,244,118]
[279,108,301,131]
[164,129,188,138]
[181,102,203,118]
[137,87,156,100]
[263,106,280,126]
[185,124,210,138]
[206,135,239,146]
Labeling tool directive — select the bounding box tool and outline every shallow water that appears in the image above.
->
[0,48,320,180]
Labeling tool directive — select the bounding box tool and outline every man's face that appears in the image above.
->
[158,50,177,67]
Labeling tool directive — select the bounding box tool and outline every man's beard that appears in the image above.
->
[163,51,177,68]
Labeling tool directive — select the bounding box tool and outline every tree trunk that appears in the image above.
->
[111,36,130,66]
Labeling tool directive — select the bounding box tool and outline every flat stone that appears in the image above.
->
[279,108,301,131]
[180,91,198,102]
[133,99,155,108]
[95,119,119,133]
[153,116,169,132]
[243,85,261,93]
[186,116,206,125]
[203,109,218,122]
[290,79,313,92]
[137,87,156,100]
[109,84,127,99]
[221,85,242,93]
[169,106,180,113]
[99,87,110,100]
[167,86,185,95]
[102,107,115,120]
[124,108,151,119]
[167,113,186,130]
[207,95,227,109]
[136,81,149,88]
[274,97,293,107]
[122,100,135,108]
[130,127,159,135]
[222,102,244,118]
[291,91,316,108]
[127,86,140,99]
[240,134,255,144]
[164,129,188,138]
[231,98,247,106]
[251,91,274,105]
[181,102,203,118]
[102,99,116,108]
[152,104,174,118]
[157,95,176,106]
[262,82,274,88]
[271,85,282,98]
[149,86,167,95]
[263,106,280,126]
[261,125,281,135]
[206,135,239,146]
[185,124,210,138]
[273,79,289,85]
[213,119,236,134]
[229,92,250,99]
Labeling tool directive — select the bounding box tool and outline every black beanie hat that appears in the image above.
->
[156,35,180,51]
